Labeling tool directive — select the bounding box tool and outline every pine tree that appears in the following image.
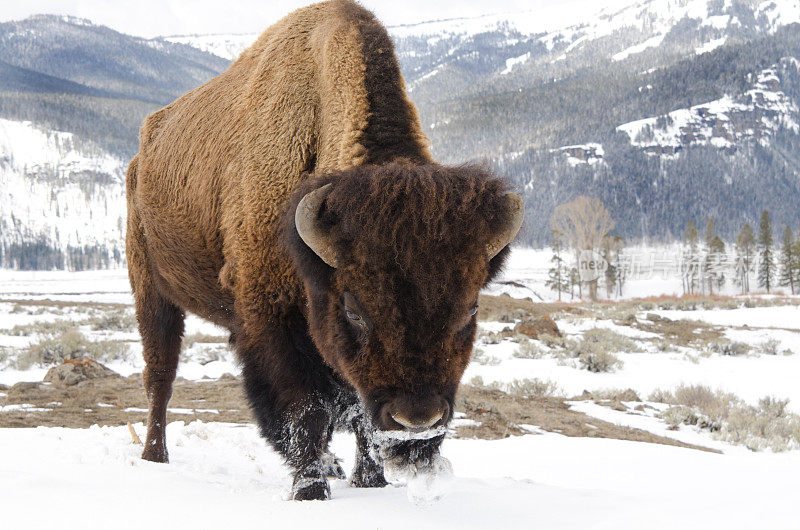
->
[758,210,775,293]
[779,226,796,295]
[792,238,800,294]
[702,218,718,295]
[707,235,726,294]
[569,267,581,300]
[546,230,570,301]
[682,220,700,295]
[704,218,716,248]
[735,223,755,294]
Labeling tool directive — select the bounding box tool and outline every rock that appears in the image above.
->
[498,308,530,323]
[9,382,43,393]
[218,372,237,381]
[645,313,671,323]
[0,383,9,391]
[7,381,55,400]
[513,316,561,340]
[43,357,119,387]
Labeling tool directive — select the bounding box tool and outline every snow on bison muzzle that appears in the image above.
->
[126,0,523,501]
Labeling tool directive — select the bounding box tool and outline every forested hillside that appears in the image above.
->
[0,15,227,269]
[386,0,800,244]
[1,1,800,268]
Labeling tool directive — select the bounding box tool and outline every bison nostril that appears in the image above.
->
[390,409,444,431]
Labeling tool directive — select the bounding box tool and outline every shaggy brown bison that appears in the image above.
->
[126,0,523,500]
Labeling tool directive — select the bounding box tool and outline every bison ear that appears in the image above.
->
[295,183,339,268]
[486,193,524,260]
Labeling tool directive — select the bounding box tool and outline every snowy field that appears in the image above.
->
[1,246,800,528]
[2,422,798,529]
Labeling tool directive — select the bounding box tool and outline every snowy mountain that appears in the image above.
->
[2,1,800,268]
[163,1,800,244]
[0,15,227,269]
[391,0,800,243]
[0,15,227,104]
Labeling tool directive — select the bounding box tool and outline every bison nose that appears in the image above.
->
[381,397,449,432]
[391,410,443,431]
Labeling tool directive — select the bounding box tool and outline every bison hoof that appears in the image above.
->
[292,480,331,501]
[141,444,169,463]
[292,469,331,501]
[321,452,347,480]
[350,474,389,488]
[350,464,389,488]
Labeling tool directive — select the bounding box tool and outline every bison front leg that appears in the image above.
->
[285,405,336,500]
[350,418,388,488]
[330,389,387,488]
[242,359,336,501]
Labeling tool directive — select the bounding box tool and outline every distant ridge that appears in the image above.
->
[0,59,109,96]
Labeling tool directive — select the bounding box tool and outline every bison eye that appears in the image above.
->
[342,292,370,331]
[345,309,365,326]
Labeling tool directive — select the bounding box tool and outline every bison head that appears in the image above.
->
[284,162,523,437]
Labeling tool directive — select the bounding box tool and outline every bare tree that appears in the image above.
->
[551,196,615,301]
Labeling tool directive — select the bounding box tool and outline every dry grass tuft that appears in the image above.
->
[4,320,74,337]
[512,340,545,359]
[707,341,751,356]
[16,330,130,369]
[87,310,137,332]
[471,347,501,366]
[650,384,800,452]
[585,388,642,402]
[469,375,563,397]
[181,333,229,350]
[578,350,623,372]
[581,328,643,353]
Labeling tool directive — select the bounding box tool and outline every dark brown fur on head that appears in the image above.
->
[283,161,511,428]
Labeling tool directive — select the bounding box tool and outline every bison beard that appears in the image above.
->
[126,0,523,501]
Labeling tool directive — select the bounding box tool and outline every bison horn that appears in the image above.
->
[295,183,339,268]
[486,193,525,259]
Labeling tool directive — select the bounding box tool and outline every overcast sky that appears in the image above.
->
[0,0,618,38]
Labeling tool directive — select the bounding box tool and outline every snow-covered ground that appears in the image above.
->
[2,421,798,529]
[2,246,799,527]
[1,247,798,403]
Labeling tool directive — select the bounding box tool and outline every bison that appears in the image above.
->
[126,0,523,500]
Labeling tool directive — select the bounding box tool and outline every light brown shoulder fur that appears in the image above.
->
[128,0,431,342]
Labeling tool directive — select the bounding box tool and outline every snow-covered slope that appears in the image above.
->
[0,118,127,269]
[540,0,800,64]
[617,58,800,156]
[163,33,258,61]
[164,1,800,81]
[159,1,630,61]
[387,0,633,41]
[758,0,800,30]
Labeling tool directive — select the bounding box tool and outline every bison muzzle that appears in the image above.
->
[126,0,523,501]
